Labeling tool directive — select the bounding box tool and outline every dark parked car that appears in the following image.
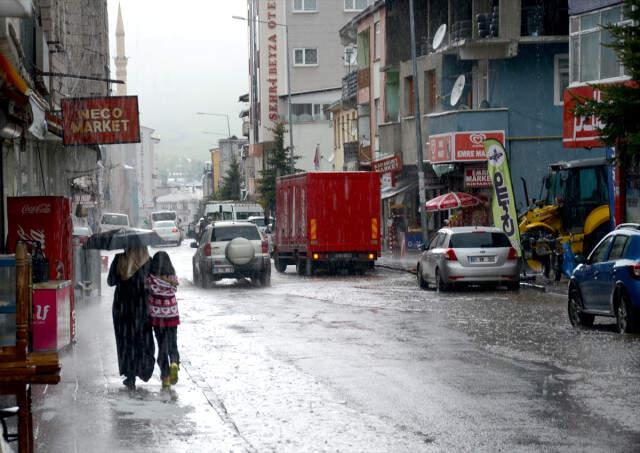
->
[569,223,640,334]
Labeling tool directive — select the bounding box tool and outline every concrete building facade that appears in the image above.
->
[246,0,372,198]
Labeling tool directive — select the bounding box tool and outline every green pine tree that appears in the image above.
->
[573,0,640,160]
[218,156,241,200]
[258,121,299,214]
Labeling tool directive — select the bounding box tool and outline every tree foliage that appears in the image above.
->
[258,121,299,214]
[218,155,241,200]
[573,0,640,159]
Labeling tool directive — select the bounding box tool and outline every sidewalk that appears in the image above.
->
[376,250,419,273]
[28,275,249,453]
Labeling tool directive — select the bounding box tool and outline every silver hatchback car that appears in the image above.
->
[417,226,520,291]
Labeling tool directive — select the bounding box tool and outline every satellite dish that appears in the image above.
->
[432,24,447,50]
[328,153,335,163]
[450,74,466,107]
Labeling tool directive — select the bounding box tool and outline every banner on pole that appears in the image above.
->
[485,139,521,255]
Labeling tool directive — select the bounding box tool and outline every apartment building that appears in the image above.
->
[245,0,371,197]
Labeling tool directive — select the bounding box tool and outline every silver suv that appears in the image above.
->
[191,221,271,288]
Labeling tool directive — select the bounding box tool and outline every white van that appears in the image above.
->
[204,202,264,222]
[98,213,130,233]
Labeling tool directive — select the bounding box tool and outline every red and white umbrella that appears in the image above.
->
[425,192,486,212]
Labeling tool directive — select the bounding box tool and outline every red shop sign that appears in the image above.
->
[427,133,452,163]
[454,131,505,161]
[562,85,605,149]
[464,166,492,188]
[62,96,141,145]
[372,155,402,173]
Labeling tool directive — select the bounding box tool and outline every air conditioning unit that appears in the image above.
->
[0,0,31,18]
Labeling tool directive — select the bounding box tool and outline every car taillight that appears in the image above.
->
[507,247,518,260]
[172,227,178,232]
[631,263,640,278]
[204,243,212,257]
[445,248,457,261]
[261,240,268,253]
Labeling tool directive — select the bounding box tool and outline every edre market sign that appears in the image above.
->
[428,131,505,163]
[372,155,402,173]
[62,96,141,145]
[464,166,492,188]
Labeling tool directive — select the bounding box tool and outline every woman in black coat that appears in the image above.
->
[107,242,155,389]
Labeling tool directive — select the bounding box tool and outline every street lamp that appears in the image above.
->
[232,15,294,159]
[196,112,231,137]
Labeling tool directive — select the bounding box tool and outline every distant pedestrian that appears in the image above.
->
[107,238,155,390]
[146,251,181,390]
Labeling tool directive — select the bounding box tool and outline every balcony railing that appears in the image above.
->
[342,71,357,102]
[344,141,358,163]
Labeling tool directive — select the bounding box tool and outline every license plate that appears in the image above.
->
[469,256,495,263]
[213,266,234,274]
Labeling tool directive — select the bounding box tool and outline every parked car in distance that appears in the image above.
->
[569,224,640,334]
[152,220,182,246]
[191,221,271,288]
[247,216,274,232]
[98,213,130,233]
[417,226,520,291]
[248,216,274,255]
[72,225,93,245]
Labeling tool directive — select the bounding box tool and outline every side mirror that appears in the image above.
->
[190,241,198,248]
[575,254,585,265]
[419,243,427,251]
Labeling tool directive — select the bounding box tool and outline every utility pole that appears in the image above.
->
[409,0,429,245]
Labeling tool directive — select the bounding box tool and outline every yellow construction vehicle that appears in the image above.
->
[519,157,612,275]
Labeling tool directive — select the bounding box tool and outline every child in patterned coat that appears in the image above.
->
[147,251,180,389]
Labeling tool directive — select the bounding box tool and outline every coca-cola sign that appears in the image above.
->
[21,203,52,215]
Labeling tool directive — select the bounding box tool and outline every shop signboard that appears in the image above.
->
[454,131,505,161]
[484,140,521,256]
[372,155,402,173]
[62,96,141,146]
[427,133,453,162]
[562,85,605,149]
[464,166,492,188]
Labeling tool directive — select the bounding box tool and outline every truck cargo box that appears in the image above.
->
[274,172,380,275]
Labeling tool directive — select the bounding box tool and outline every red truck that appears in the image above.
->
[273,172,381,275]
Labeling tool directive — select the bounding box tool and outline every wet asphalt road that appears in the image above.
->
[168,244,640,452]
[32,243,640,452]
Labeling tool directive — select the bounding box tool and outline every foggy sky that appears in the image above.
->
[107,0,248,160]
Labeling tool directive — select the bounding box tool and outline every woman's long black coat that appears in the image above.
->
[107,254,155,382]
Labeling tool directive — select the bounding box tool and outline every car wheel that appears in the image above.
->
[435,268,449,292]
[193,260,201,286]
[305,258,313,276]
[568,288,594,328]
[616,291,639,334]
[506,280,520,291]
[259,269,271,287]
[274,254,287,273]
[417,265,428,290]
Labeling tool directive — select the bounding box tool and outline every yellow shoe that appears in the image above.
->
[169,363,179,385]
[161,376,171,390]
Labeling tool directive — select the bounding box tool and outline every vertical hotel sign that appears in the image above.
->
[264,1,280,123]
[62,96,141,145]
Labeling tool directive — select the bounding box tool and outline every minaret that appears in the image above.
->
[114,3,127,95]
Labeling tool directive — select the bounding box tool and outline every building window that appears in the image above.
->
[374,21,381,60]
[293,0,317,12]
[344,46,357,67]
[554,54,569,106]
[385,71,399,122]
[291,103,331,122]
[569,5,630,83]
[425,69,436,113]
[293,48,318,66]
[357,29,370,68]
[404,76,415,117]
[344,0,368,11]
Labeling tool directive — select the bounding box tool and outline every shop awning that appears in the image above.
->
[381,180,418,200]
